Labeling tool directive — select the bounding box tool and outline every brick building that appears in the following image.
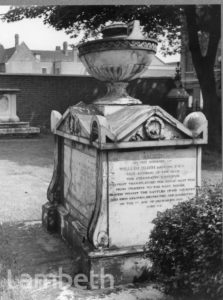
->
[0,34,87,75]
[0,34,177,77]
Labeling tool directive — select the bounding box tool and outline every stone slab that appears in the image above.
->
[63,139,97,221]
[0,122,29,128]
[108,147,198,247]
[0,126,40,136]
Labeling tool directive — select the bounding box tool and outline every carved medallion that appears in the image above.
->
[97,231,109,248]
[144,117,164,140]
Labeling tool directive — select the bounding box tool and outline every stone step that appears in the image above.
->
[0,126,40,136]
[0,122,30,128]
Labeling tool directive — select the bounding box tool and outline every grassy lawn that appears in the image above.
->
[202,148,222,170]
[202,148,222,185]
[0,134,54,223]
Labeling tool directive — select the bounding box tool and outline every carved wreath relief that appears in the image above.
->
[144,117,165,140]
[129,116,165,141]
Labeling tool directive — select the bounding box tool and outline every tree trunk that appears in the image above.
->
[201,67,221,151]
[184,5,221,151]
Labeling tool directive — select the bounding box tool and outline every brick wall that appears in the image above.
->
[0,74,174,128]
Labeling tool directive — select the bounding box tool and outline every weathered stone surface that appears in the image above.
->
[56,103,207,147]
[63,139,97,221]
[108,147,197,247]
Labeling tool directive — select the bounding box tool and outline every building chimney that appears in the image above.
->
[55,46,61,51]
[63,42,68,55]
[15,34,19,47]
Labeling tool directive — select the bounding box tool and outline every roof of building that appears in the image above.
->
[165,61,179,65]
[31,49,75,62]
[0,34,179,78]
[140,68,176,78]
[140,56,178,78]
[150,55,166,66]
[0,34,76,63]
[0,47,16,63]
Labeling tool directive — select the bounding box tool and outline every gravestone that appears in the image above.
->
[0,88,40,136]
[42,21,208,288]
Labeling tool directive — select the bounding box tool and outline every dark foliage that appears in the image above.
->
[146,185,223,300]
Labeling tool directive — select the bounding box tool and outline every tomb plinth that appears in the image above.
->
[0,88,40,136]
[42,21,208,288]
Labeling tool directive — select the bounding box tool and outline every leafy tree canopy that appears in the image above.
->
[2,5,220,57]
[2,5,184,55]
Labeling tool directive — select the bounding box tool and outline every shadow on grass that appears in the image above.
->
[202,149,222,171]
[0,221,75,280]
[0,134,54,168]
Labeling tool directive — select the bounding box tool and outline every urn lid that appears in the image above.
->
[101,23,127,38]
[100,20,149,40]
[78,20,157,56]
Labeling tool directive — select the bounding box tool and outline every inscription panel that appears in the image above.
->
[63,140,97,220]
[109,147,197,247]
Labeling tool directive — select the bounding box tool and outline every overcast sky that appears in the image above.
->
[0,5,180,63]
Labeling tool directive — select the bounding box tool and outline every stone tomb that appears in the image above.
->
[0,88,40,136]
[43,103,207,287]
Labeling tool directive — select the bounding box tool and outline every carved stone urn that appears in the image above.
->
[77,20,157,105]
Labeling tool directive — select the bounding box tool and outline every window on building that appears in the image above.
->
[35,54,41,61]
[42,68,47,74]
[55,68,60,75]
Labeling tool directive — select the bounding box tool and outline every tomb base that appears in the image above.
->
[0,121,40,137]
[43,102,208,288]
[42,202,151,289]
